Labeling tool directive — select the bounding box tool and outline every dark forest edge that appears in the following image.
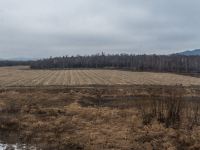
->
[0,60,33,67]
[30,53,200,73]
[1,53,200,73]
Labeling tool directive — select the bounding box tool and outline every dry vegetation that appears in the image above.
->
[0,66,200,87]
[0,86,199,150]
[0,66,200,149]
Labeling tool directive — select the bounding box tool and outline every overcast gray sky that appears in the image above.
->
[0,0,200,58]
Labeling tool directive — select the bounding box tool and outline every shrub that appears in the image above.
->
[138,86,185,128]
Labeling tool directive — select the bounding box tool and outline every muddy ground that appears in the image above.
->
[0,85,199,150]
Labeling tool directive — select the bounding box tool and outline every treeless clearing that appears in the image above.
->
[0,87,199,149]
[0,66,200,87]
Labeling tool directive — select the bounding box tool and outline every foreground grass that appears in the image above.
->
[0,86,199,150]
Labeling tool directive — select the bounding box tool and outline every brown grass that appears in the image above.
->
[137,86,200,129]
[0,86,199,149]
[1,66,200,87]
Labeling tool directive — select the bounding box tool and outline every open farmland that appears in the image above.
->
[0,66,200,87]
[0,67,200,149]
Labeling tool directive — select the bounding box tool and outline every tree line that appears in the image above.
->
[0,60,32,67]
[30,53,200,73]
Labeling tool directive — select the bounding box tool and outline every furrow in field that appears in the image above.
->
[69,70,75,85]
[87,70,112,85]
[1,67,200,86]
[75,70,89,85]
[78,70,102,85]
[1,70,30,86]
[73,70,81,85]
[31,71,52,86]
[96,70,122,85]
[62,70,68,85]
[27,71,47,86]
[35,71,55,86]
[114,71,143,84]
[6,70,41,86]
[80,70,97,85]
[41,71,57,86]
[53,70,65,85]
[60,71,66,85]
[65,70,71,85]
[100,70,129,84]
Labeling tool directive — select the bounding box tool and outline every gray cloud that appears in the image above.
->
[0,0,200,58]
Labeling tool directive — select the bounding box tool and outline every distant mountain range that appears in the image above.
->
[1,49,200,61]
[175,49,200,56]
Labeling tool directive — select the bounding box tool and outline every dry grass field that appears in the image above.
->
[0,66,200,87]
[0,66,200,149]
[0,86,199,150]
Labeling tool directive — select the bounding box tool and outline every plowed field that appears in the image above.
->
[0,66,200,87]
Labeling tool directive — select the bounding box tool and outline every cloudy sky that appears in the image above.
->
[0,0,200,59]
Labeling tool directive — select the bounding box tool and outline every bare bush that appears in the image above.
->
[138,86,185,128]
[185,101,200,129]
